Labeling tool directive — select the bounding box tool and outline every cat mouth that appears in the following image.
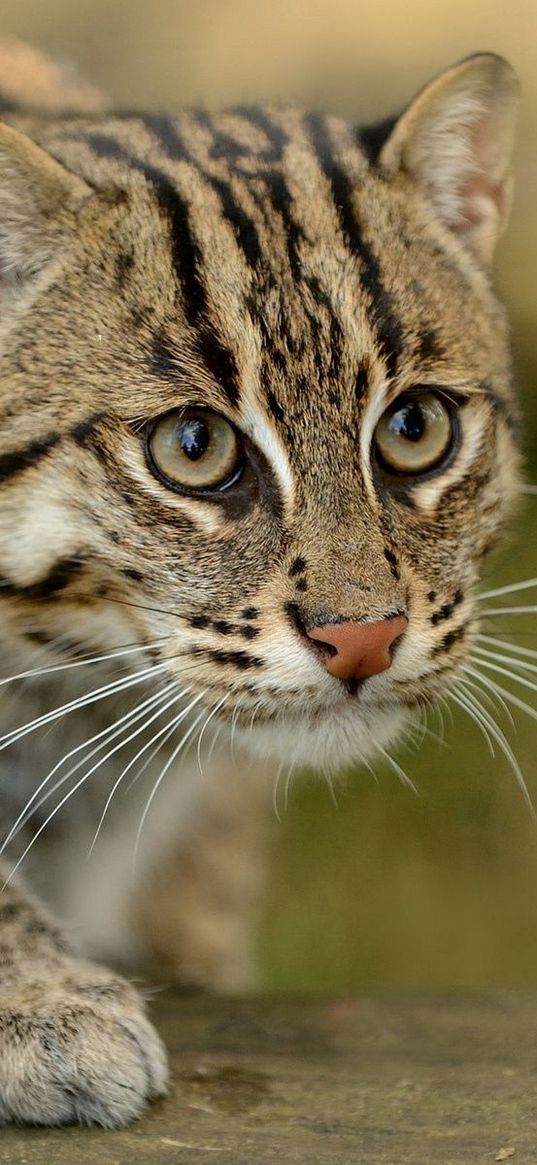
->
[212,676,385,731]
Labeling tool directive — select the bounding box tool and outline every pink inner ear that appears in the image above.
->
[463,173,506,228]
[458,109,512,232]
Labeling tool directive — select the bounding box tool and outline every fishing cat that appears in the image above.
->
[0,41,520,1126]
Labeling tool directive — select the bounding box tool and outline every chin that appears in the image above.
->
[237,702,410,775]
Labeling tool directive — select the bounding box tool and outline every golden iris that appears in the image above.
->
[147,409,241,491]
[374,393,454,475]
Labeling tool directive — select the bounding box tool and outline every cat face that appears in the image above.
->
[0,55,520,772]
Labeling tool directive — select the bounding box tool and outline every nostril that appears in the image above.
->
[286,602,340,661]
[310,636,338,659]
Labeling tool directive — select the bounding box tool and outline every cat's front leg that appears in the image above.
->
[0,866,167,1127]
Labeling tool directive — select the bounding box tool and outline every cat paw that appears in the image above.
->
[0,963,168,1127]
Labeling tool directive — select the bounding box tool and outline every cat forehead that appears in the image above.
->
[13,102,510,436]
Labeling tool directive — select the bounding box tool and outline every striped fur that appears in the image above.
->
[0,43,521,1127]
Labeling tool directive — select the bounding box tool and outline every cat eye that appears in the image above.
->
[146,408,243,493]
[373,392,456,476]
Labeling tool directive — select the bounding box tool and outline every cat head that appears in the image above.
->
[0,52,520,772]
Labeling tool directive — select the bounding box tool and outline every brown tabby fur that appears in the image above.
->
[0,40,520,1125]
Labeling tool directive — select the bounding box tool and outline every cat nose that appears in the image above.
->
[306,615,408,682]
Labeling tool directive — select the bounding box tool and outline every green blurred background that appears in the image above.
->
[4,0,537,990]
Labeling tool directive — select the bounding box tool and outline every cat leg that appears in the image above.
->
[0,865,167,1127]
[132,751,272,992]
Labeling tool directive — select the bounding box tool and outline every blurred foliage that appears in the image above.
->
[2,0,537,988]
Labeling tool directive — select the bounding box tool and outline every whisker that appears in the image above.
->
[229,699,242,767]
[478,635,537,663]
[376,744,418,794]
[0,662,167,754]
[474,644,537,677]
[1,686,175,851]
[272,760,285,823]
[196,692,230,777]
[131,695,208,873]
[249,697,265,733]
[206,719,224,770]
[454,679,535,815]
[461,666,515,729]
[89,690,194,853]
[283,761,297,814]
[464,664,537,731]
[122,715,187,798]
[480,606,537,617]
[324,773,339,809]
[479,577,537,602]
[0,638,169,689]
[452,681,496,756]
[69,591,202,624]
[467,656,537,697]
[0,688,183,860]
[2,689,209,890]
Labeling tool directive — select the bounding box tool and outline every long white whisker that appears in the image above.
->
[324,773,339,809]
[122,704,194,799]
[1,685,174,851]
[467,656,537,697]
[206,719,224,770]
[283,761,297,814]
[479,577,537,602]
[474,644,537,676]
[478,635,537,662]
[89,690,193,853]
[230,700,242,767]
[376,745,418,794]
[0,662,167,754]
[460,667,515,729]
[196,692,230,776]
[0,687,183,868]
[452,683,495,756]
[249,698,264,732]
[0,639,169,689]
[132,695,208,873]
[480,606,537,617]
[464,664,537,730]
[454,681,535,815]
[272,760,285,823]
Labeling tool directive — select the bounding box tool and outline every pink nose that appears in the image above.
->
[307,615,408,682]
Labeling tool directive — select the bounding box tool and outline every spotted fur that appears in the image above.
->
[0,42,521,1126]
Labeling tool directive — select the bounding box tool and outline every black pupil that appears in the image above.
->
[178,417,210,461]
[390,401,425,443]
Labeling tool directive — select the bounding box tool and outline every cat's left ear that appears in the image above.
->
[378,53,519,265]
[0,121,92,281]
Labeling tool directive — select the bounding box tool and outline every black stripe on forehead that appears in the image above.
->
[192,109,251,162]
[195,329,241,407]
[235,106,288,164]
[149,324,240,409]
[86,134,207,325]
[86,134,241,406]
[303,113,405,380]
[145,114,264,273]
[233,109,305,279]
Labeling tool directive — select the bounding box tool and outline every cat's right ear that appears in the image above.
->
[378,54,519,265]
[0,122,91,281]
